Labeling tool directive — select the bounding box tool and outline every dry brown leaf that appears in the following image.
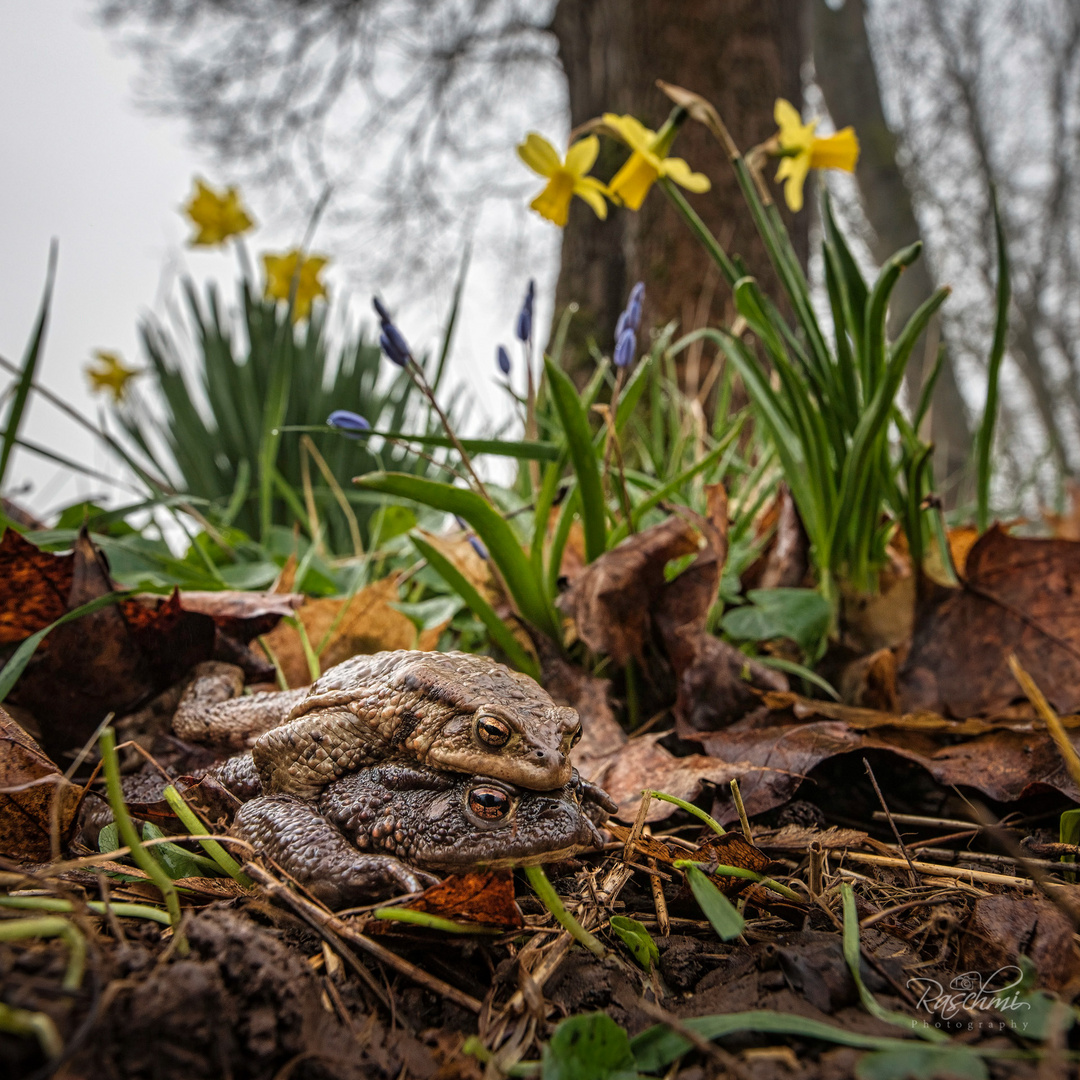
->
[901,525,1080,717]
[258,575,443,688]
[559,516,702,666]
[700,706,1080,816]
[403,870,522,929]
[6,531,221,762]
[0,707,82,862]
[591,734,782,823]
[961,896,1080,992]
[607,821,769,894]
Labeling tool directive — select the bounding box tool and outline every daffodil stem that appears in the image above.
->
[658,179,739,287]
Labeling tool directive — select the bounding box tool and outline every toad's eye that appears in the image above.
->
[569,725,582,749]
[475,715,511,747]
[468,786,512,820]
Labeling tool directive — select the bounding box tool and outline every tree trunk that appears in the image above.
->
[813,0,973,497]
[550,0,806,384]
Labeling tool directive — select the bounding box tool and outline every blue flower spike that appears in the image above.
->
[373,295,411,367]
[327,410,372,438]
[613,281,645,368]
[614,327,637,369]
[496,344,511,376]
[515,279,536,344]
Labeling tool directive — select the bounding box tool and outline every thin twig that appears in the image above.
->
[863,757,919,888]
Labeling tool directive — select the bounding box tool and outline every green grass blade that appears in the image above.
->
[0,242,57,493]
[976,191,1010,533]
[631,1012,934,1073]
[543,358,606,563]
[683,864,745,941]
[410,531,542,677]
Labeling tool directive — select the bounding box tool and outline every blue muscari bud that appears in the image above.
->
[454,515,488,559]
[614,326,637,368]
[515,279,536,343]
[496,344,511,376]
[615,309,629,342]
[372,296,393,324]
[625,281,645,331]
[380,324,410,367]
[327,410,372,437]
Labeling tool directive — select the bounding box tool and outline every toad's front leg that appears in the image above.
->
[232,794,438,907]
[173,662,308,749]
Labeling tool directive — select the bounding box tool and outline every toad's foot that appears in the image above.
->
[173,662,308,749]
[232,794,438,907]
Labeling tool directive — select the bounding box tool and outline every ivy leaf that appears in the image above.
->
[721,587,831,657]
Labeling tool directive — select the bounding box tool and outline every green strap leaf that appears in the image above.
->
[353,472,557,639]
[409,531,540,680]
[543,358,606,563]
[0,242,57,494]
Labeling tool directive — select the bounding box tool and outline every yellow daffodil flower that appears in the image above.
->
[773,99,859,213]
[263,250,329,322]
[602,113,710,211]
[183,178,255,246]
[517,133,609,227]
[86,351,140,403]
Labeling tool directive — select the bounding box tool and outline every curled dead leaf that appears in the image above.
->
[901,526,1080,717]
[0,707,82,862]
[258,575,443,688]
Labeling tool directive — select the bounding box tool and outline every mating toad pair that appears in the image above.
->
[174,651,613,906]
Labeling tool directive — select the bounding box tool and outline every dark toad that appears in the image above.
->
[231,764,605,907]
[173,651,583,798]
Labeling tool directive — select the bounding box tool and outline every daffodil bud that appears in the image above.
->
[497,345,511,376]
[327,410,372,437]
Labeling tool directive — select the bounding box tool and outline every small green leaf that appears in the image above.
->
[684,865,745,941]
[855,1047,988,1080]
[542,1012,637,1080]
[663,551,697,582]
[141,822,204,881]
[98,823,119,854]
[609,916,659,972]
[721,588,832,658]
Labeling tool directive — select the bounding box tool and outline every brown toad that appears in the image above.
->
[173,651,584,798]
[231,763,606,907]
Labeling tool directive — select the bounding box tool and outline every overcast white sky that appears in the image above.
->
[0,0,538,523]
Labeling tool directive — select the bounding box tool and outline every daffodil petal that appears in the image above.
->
[610,153,659,211]
[572,178,608,220]
[564,135,599,177]
[780,154,812,213]
[602,113,656,155]
[517,133,561,178]
[810,127,860,172]
[774,98,803,134]
[663,157,711,194]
